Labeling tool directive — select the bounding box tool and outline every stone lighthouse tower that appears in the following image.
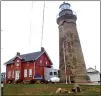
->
[57,2,89,83]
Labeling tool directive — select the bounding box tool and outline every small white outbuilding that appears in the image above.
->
[87,67,100,83]
[44,67,59,82]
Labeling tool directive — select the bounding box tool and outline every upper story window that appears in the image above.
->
[40,60,42,66]
[45,61,48,66]
[40,60,42,63]
[17,60,20,62]
[16,62,19,66]
[16,60,20,66]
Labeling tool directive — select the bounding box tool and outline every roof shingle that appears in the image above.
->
[5,51,44,65]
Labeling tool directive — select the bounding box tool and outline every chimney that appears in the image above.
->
[16,52,20,56]
[41,47,44,51]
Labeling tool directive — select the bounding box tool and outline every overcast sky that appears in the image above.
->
[1,1,100,72]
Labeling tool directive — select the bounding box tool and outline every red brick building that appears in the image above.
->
[5,47,52,83]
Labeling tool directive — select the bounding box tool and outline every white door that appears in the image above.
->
[15,71,20,80]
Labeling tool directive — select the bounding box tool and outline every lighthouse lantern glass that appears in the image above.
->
[60,3,71,11]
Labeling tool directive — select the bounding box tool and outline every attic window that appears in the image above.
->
[16,62,19,66]
[40,60,42,66]
[17,60,20,62]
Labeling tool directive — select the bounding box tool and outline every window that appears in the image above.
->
[12,71,14,78]
[46,62,47,65]
[50,72,53,75]
[24,69,27,77]
[29,69,32,77]
[17,60,20,62]
[54,72,57,75]
[40,60,42,63]
[40,60,42,66]
[16,62,19,66]
[8,71,11,78]
[16,60,20,66]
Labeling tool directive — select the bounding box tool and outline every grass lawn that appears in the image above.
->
[3,84,101,96]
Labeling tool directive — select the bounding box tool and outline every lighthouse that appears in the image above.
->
[57,2,89,83]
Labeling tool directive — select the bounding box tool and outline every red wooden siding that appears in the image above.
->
[22,61,34,80]
[6,51,52,83]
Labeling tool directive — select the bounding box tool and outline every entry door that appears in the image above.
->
[15,71,20,80]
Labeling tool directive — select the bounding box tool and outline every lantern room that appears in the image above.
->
[57,2,77,24]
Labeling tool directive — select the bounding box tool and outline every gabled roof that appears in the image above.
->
[4,49,53,65]
[87,67,99,73]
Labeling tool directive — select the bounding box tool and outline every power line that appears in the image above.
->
[29,1,33,45]
[41,1,45,47]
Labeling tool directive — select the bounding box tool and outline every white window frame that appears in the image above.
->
[16,60,20,66]
[12,70,14,78]
[24,69,27,77]
[16,62,19,66]
[29,69,32,77]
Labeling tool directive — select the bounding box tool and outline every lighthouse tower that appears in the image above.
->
[57,2,89,83]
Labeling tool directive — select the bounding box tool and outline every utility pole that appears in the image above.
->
[100,72,101,96]
[1,84,4,96]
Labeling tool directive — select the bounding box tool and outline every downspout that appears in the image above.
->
[34,61,36,77]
